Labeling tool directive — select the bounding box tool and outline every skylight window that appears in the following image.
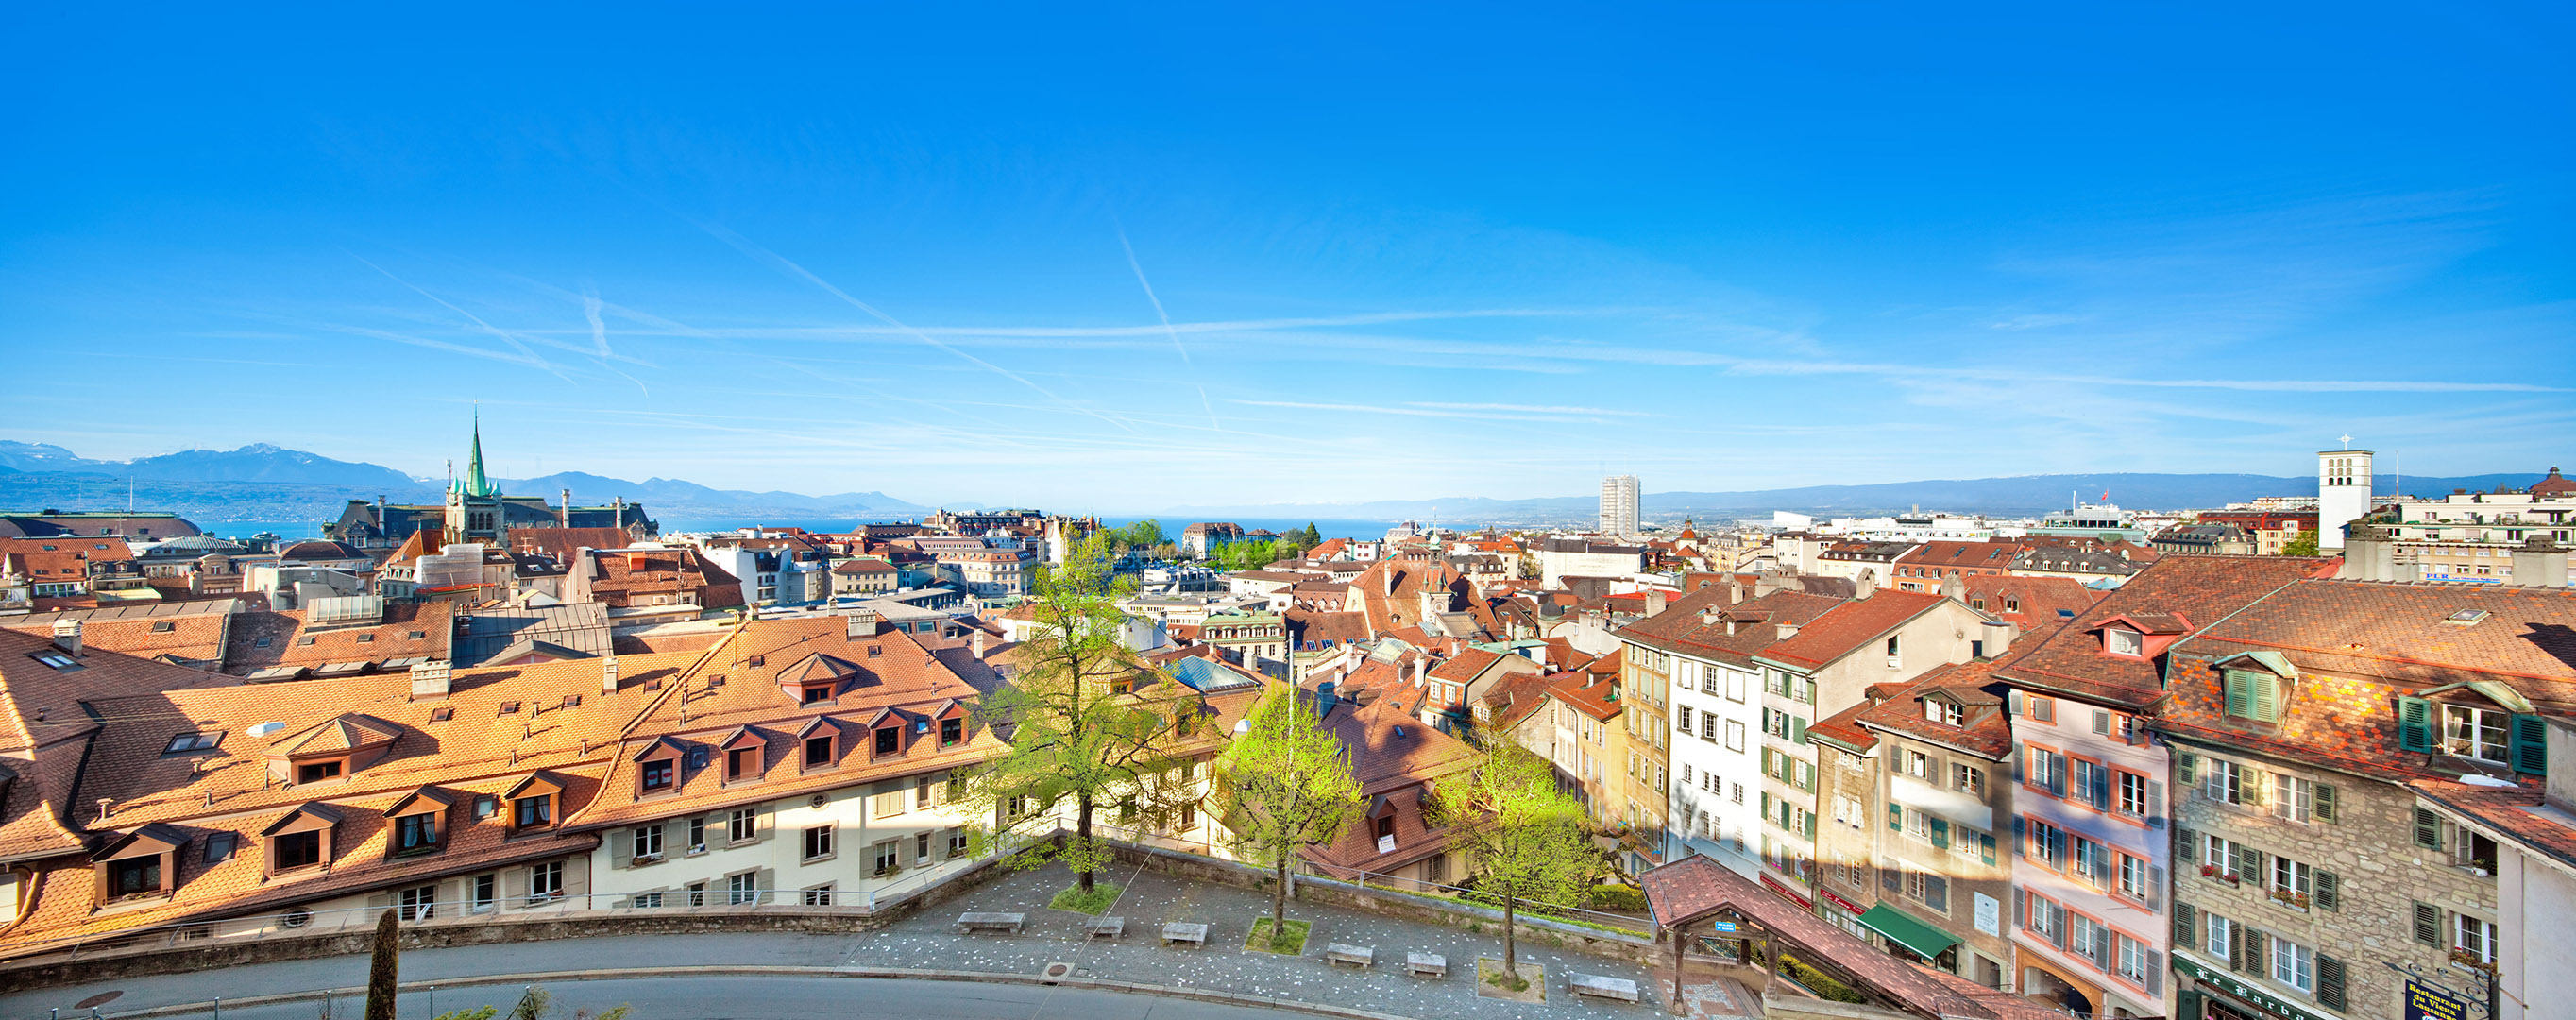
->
[164,731,221,754]
[2446,608,2490,625]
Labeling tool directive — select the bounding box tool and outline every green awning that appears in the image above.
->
[1856,903,1957,960]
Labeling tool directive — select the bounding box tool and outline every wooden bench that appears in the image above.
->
[1406,952,1448,978]
[1326,944,1374,968]
[1161,922,1210,947]
[956,911,1026,935]
[1086,916,1127,940]
[1568,973,1640,1003]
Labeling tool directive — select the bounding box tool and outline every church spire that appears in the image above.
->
[458,410,499,498]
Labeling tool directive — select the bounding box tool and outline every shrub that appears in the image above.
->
[1583,885,1647,911]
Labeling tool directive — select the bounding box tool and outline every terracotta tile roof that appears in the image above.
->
[1853,660,2013,760]
[1958,573,2103,630]
[2411,773,2576,871]
[505,528,638,563]
[1615,585,1845,668]
[2156,580,2576,784]
[1546,671,1622,722]
[1639,854,1997,1019]
[1758,590,1949,670]
[1890,540,2025,570]
[0,602,236,666]
[222,602,453,677]
[1991,555,2334,710]
[1805,698,1877,752]
[1298,696,1479,875]
[1428,648,1504,683]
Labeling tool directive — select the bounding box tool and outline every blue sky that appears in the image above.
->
[5,4,2570,512]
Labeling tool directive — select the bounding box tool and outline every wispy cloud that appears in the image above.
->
[1409,401,1654,417]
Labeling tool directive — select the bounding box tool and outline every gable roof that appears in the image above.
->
[1758,590,1952,671]
[1991,554,2336,709]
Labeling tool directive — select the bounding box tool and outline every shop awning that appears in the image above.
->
[1856,903,1957,960]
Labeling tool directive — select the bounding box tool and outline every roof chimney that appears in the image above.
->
[1726,577,1743,604]
[1645,588,1669,617]
[848,607,880,638]
[1855,570,1877,600]
[50,619,81,657]
[1754,574,1783,598]
[410,660,453,700]
[973,628,990,657]
[601,654,620,694]
[1977,620,2014,661]
[1776,620,1801,641]
[1940,572,1965,602]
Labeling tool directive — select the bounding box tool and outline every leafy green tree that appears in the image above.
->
[2280,531,2320,556]
[1437,743,1596,982]
[1215,688,1364,940]
[1119,519,1167,552]
[1301,523,1324,547]
[959,535,1195,892]
[364,910,398,1020]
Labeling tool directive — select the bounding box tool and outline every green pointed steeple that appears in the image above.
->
[456,413,499,498]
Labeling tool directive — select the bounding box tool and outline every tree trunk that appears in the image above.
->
[1076,793,1096,892]
[1501,889,1517,977]
[1273,857,1290,939]
[363,910,398,1020]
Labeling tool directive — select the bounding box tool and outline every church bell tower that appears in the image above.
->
[444,415,504,545]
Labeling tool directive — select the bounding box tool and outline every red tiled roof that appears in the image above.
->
[1758,590,1948,669]
[1852,660,2013,759]
[1991,555,2334,710]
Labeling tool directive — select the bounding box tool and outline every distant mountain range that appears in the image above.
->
[0,441,930,526]
[1161,470,2559,523]
[2,438,2556,530]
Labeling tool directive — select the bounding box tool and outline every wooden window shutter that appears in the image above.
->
[2147,780,2164,825]
[2233,845,2261,880]
[2414,808,2444,849]
[1790,716,1808,745]
[2148,865,2164,912]
[1884,862,1905,893]
[1930,817,1950,850]
[2224,672,2252,718]
[2314,870,2339,911]
[2235,927,2265,974]
[1979,832,1996,865]
[2511,714,2550,775]
[365,891,395,912]
[501,867,529,906]
[609,829,634,870]
[2145,951,2164,997]
[2177,752,2197,786]
[2316,954,2347,1011]
[2313,783,2336,823]
[2397,696,2433,752]
[2173,902,2196,945]
[2177,825,2198,865]
[1889,803,1904,832]
[2012,815,2026,857]
[1803,809,1816,840]
[2250,675,2279,722]
[2413,901,2441,944]
[754,867,776,905]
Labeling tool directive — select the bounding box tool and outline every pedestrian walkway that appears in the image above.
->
[1,863,1666,1020]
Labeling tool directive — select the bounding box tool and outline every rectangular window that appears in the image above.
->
[872,790,905,817]
[2269,855,2313,900]
[515,795,551,828]
[1906,750,1931,778]
[803,884,836,907]
[2204,833,2243,877]
[2442,705,2510,762]
[2029,747,2066,795]
[689,817,708,851]
[2029,818,2065,868]
[273,830,323,870]
[1953,762,1983,794]
[395,813,441,855]
[2118,854,2147,899]
[873,839,901,875]
[640,758,675,791]
[2071,758,2109,809]
[472,874,497,912]
[2118,771,2149,816]
[805,736,834,768]
[2455,913,2498,965]
[1724,719,1745,751]
[2071,836,2108,886]
[2206,758,2246,805]
[530,861,564,902]
[728,808,756,842]
[686,881,707,907]
[632,824,664,859]
[2117,934,2148,984]
[633,892,664,909]
[2270,937,2315,993]
[728,872,757,905]
[2273,774,2317,822]
[949,828,971,857]
[393,883,437,921]
[803,824,835,860]
[2205,911,2232,960]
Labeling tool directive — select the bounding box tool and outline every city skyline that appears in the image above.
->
[8,5,2571,509]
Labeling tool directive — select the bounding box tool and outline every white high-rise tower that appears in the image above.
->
[2317,441,2374,552]
[1600,475,1640,536]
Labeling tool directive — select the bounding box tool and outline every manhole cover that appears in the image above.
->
[1042,962,1074,983]
[76,992,124,1009]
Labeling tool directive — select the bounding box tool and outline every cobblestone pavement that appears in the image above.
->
[849,861,1664,1019]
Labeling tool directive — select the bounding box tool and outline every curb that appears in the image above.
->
[104,964,1433,1020]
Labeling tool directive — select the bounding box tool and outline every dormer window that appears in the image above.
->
[632,739,685,797]
[385,789,451,858]
[2442,705,2510,763]
[718,727,767,783]
[805,734,835,769]
[503,773,565,833]
[93,824,185,904]
[2222,669,2281,723]
[261,804,343,876]
[874,725,901,757]
[297,760,345,784]
[2106,629,2143,656]
[941,717,963,747]
[1924,698,1962,727]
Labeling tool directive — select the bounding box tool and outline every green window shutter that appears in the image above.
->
[2224,672,2251,718]
[1762,790,1771,816]
[1980,832,1996,865]
[2177,825,2199,865]
[1791,716,1808,745]
[1804,808,1816,840]
[2398,696,2433,753]
[1761,747,1774,774]
[2252,675,2279,722]
[2413,901,2441,944]
[2511,714,2550,774]
[2237,927,2266,975]
[2414,807,2444,850]
[2233,845,2261,880]
[2316,954,2347,1012]
[2177,752,2197,786]
[1930,817,1950,850]
[2314,870,2338,911]
[2173,902,2196,946]
[1889,803,1904,832]
[2314,783,2337,823]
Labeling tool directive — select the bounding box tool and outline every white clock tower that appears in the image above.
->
[2316,439,2374,552]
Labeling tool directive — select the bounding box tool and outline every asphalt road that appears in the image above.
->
[11,976,1311,1020]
